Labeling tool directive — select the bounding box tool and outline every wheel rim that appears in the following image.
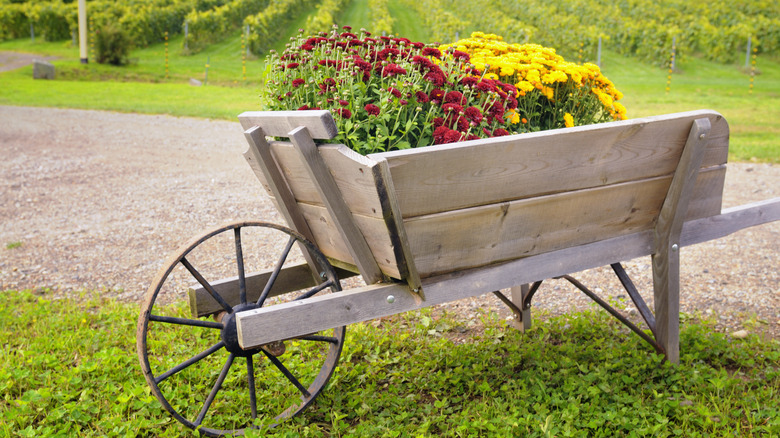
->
[137,221,345,436]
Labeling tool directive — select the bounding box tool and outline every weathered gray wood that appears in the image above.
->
[373,110,728,218]
[404,166,725,278]
[652,118,710,364]
[236,197,778,348]
[680,197,780,246]
[188,262,359,317]
[509,284,532,331]
[239,110,338,139]
[289,126,384,284]
[243,126,324,284]
[372,158,423,299]
[297,202,401,279]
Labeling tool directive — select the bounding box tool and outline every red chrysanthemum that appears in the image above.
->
[292,78,305,88]
[334,108,352,119]
[493,128,510,136]
[432,117,445,128]
[365,104,381,115]
[415,91,430,103]
[451,50,470,62]
[422,47,442,59]
[388,87,402,98]
[339,99,349,106]
[443,129,463,143]
[463,106,483,124]
[429,88,445,103]
[444,91,464,105]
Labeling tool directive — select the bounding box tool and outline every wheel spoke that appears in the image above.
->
[149,314,223,329]
[295,279,334,301]
[181,257,233,313]
[155,341,226,384]
[297,334,339,344]
[246,356,258,420]
[256,236,296,307]
[262,350,311,398]
[235,227,247,305]
[195,353,235,426]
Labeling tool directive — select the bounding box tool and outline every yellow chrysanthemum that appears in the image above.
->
[564,113,574,128]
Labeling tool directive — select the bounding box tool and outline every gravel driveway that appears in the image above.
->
[1,105,777,339]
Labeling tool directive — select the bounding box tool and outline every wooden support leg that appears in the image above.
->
[510,284,532,331]
[652,117,711,364]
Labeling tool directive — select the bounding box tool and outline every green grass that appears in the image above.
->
[1,289,777,437]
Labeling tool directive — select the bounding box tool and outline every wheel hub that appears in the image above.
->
[220,303,264,357]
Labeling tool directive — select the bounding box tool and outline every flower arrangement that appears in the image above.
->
[440,32,627,130]
[261,28,627,155]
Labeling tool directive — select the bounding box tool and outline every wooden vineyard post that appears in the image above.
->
[652,117,710,364]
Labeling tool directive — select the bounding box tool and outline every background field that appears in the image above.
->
[1,0,779,161]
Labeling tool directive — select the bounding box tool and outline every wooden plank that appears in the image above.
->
[243,126,325,286]
[372,158,424,299]
[238,110,338,139]
[269,142,385,218]
[405,166,725,278]
[372,110,728,218]
[298,203,402,279]
[680,198,780,246]
[236,198,779,348]
[652,118,710,364]
[188,262,359,317]
[289,126,384,284]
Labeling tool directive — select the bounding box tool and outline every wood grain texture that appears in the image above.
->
[239,110,338,139]
[289,126,384,284]
[236,197,778,348]
[652,118,710,364]
[405,166,725,278]
[373,110,728,218]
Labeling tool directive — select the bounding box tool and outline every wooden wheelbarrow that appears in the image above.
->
[137,110,779,436]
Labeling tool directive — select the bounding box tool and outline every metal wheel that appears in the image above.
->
[137,221,345,436]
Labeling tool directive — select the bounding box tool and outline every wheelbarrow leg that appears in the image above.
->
[510,285,532,331]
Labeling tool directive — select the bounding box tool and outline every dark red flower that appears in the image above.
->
[432,117,445,128]
[341,32,357,39]
[451,50,470,62]
[334,108,352,119]
[388,87,402,98]
[429,88,445,103]
[466,134,480,141]
[339,99,349,106]
[365,104,381,115]
[456,117,470,132]
[444,129,463,143]
[460,76,479,87]
[442,103,463,114]
[382,63,407,77]
[342,25,352,31]
[298,105,310,110]
[444,91,464,104]
[463,106,483,123]
[423,71,445,86]
[415,91,430,103]
[475,80,497,93]
[422,47,442,59]
[301,43,315,51]
[286,62,299,69]
[377,48,400,60]
[493,128,510,136]
[400,99,408,106]
[319,77,337,92]
[292,78,305,88]
[433,125,450,143]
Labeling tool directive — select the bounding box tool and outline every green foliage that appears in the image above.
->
[1,290,777,436]
[368,0,393,36]
[183,0,269,54]
[95,24,132,66]
[304,0,351,34]
[5,241,22,249]
[243,0,319,55]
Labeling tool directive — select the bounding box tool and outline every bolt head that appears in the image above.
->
[672,244,679,252]
[386,295,395,304]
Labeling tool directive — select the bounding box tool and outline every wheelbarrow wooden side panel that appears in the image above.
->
[238,110,729,282]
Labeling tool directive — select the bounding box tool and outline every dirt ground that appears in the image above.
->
[0,50,58,73]
[1,104,778,342]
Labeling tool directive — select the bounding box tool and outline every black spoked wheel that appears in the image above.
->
[137,221,345,437]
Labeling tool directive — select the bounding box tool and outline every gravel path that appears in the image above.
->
[1,105,777,339]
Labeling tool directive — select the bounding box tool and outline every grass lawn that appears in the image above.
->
[1,290,777,437]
